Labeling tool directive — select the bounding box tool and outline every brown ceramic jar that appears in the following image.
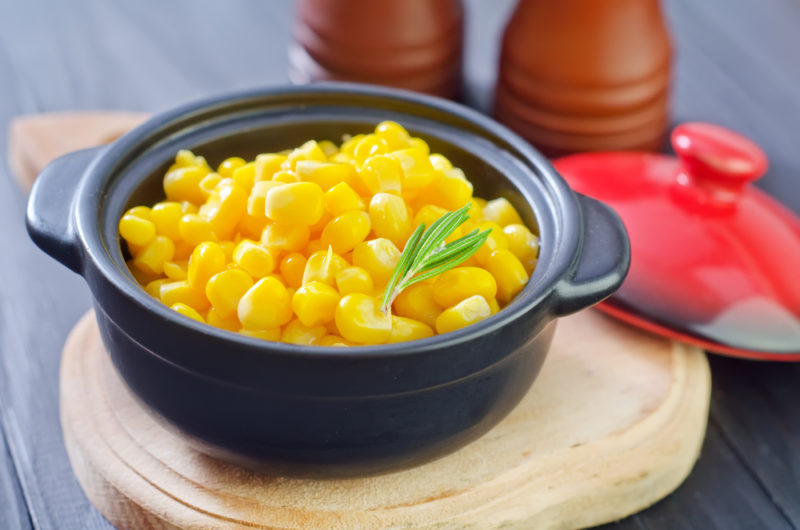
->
[289,0,464,100]
[494,0,672,156]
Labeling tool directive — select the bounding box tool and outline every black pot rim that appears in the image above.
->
[73,82,580,361]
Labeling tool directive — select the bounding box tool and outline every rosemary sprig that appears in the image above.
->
[380,204,492,312]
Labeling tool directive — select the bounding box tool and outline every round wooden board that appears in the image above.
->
[61,310,710,530]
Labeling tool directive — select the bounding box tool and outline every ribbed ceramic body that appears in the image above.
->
[27,84,629,474]
[289,0,463,100]
[494,0,672,156]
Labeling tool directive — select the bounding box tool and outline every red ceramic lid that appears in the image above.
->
[554,123,800,360]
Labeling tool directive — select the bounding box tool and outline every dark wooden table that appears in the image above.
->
[1,1,798,528]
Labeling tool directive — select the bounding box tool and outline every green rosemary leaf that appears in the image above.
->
[402,235,489,288]
[418,229,491,270]
[381,222,426,310]
[407,204,471,272]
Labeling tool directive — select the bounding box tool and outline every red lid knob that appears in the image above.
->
[671,122,768,194]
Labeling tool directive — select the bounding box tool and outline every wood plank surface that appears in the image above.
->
[0,0,798,529]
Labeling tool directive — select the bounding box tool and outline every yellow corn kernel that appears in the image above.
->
[150,201,182,240]
[305,239,326,256]
[292,281,341,327]
[393,283,442,328]
[179,213,216,246]
[318,140,339,157]
[198,172,222,199]
[247,180,284,217]
[237,276,293,330]
[265,182,324,225]
[324,182,364,216]
[409,137,430,155]
[199,181,247,239]
[217,156,246,179]
[335,293,392,344]
[272,170,300,184]
[239,328,282,341]
[390,148,435,197]
[375,121,411,151]
[316,334,351,347]
[220,240,236,262]
[488,297,501,315]
[320,210,371,254]
[415,169,473,211]
[237,214,268,240]
[474,221,510,265]
[388,316,434,343]
[284,140,327,171]
[254,153,287,182]
[435,295,492,334]
[353,134,388,165]
[128,259,158,283]
[352,238,401,285]
[206,268,254,318]
[187,241,226,288]
[164,165,208,204]
[503,224,540,274]
[173,241,195,261]
[368,193,411,247]
[173,149,201,168]
[280,252,307,289]
[485,249,529,303]
[180,201,199,214]
[307,209,333,237]
[206,307,241,332]
[160,280,210,312]
[358,154,402,195]
[295,161,356,191]
[483,197,523,227]
[125,206,152,220]
[432,267,498,308]
[232,162,256,190]
[413,204,448,229]
[335,266,374,296]
[303,247,348,285]
[163,260,188,281]
[281,318,327,345]
[467,198,484,222]
[428,153,452,172]
[261,223,310,253]
[119,214,156,246]
[233,240,275,278]
[340,134,365,157]
[144,278,170,297]
[171,303,205,323]
[133,235,175,275]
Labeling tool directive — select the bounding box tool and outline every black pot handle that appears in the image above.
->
[26,146,103,274]
[553,193,631,316]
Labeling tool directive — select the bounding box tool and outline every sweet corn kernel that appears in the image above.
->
[199,172,222,199]
[160,280,210,312]
[307,209,333,236]
[281,318,327,345]
[324,182,364,216]
[483,198,523,227]
[219,240,236,262]
[164,166,208,204]
[318,140,339,157]
[335,293,392,344]
[409,137,430,155]
[173,241,195,261]
[335,266,374,296]
[292,281,340,327]
[503,223,540,274]
[261,223,310,253]
[280,253,307,288]
[180,201,199,214]
[428,153,452,172]
[358,155,402,195]
[232,240,275,278]
[352,238,401,285]
[237,214,268,240]
[265,182,324,225]
[145,278,170,297]
[206,268,254,318]
[254,153,287,182]
[413,204,448,229]
[247,180,284,217]
[340,134,365,157]
[217,157,246,179]
[388,316,434,343]
[239,328,281,340]
[119,214,156,246]
[485,249,529,303]
[316,335,351,347]
[133,235,175,275]
[179,213,216,246]
[474,222,509,265]
[369,193,411,247]
[375,121,411,151]
[171,303,205,323]
[163,260,188,281]
[415,169,473,211]
[303,247,348,285]
[232,162,256,190]
[353,135,388,165]
[199,181,247,238]
[435,295,492,334]
[432,267,498,308]
[237,276,292,330]
[187,242,226,288]
[272,170,301,184]
[206,307,241,332]
[305,239,327,256]
[125,206,152,220]
[488,297,501,315]
[173,149,202,168]
[390,148,435,197]
[295,161,356,191]
[285,140,327,171]
[392,283,442,328]
[150,201,182,240]
[320,210,371,254]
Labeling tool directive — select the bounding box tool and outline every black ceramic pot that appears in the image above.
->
[27,84,629,475]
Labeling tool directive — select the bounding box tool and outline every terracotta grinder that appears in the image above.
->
[555,123,800,360]
[289,0,463,100]
[494,0,672,156]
